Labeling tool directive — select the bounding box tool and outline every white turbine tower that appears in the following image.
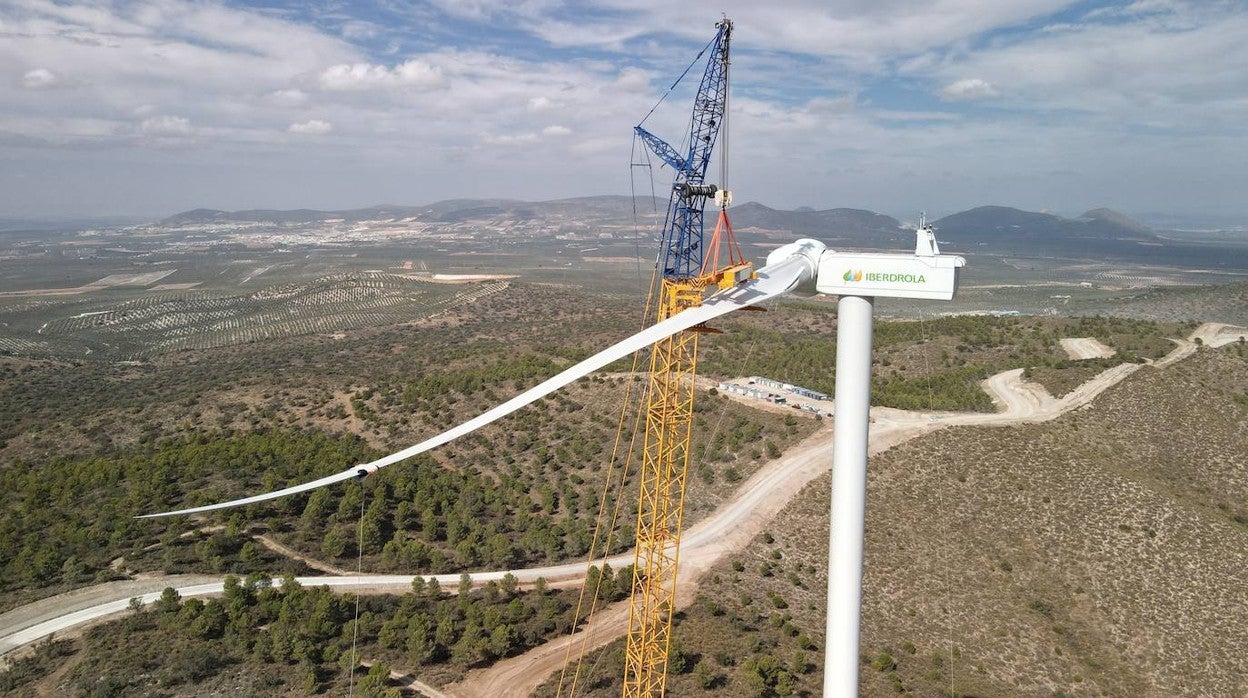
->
[798,219,965,697]
[141,223,965,696]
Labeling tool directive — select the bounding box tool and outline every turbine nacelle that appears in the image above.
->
[765,236,965,301]
[814,250,964,301]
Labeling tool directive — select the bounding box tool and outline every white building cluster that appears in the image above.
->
[716,376,832,416]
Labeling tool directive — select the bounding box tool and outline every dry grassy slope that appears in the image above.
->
[1084,282,1248,327]
[681,348,1248,697]
[857,352,1248,697]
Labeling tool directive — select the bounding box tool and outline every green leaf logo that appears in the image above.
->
[843,269,853,282]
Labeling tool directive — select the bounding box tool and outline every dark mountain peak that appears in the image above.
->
[728,203,905,247]
[935,205,1162,253]
[941,206,1062,227]
[732,201,778,214]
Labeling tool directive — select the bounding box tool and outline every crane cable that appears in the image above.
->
[559,309,769,697]
[559,122,757,692]
[347,481,366,697]
[562,50,736,684]
[630,133,661,293]
[569,297,769,695]
[918,307,957,695]
[567,139,680,691]
[719,37,730,198]
[636,34,718,129]
[554,313,651,696]
[562,356,652,695]
[555,146,669,697]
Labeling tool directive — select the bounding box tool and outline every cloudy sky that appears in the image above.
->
[2,0,1246,219]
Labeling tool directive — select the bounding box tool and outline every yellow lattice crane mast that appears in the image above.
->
[622,18,742,696]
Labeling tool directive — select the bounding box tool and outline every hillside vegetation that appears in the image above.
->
[0,275,1225,696]
[700,304,1188,409]
[1081,281,1248,326]
[2,572,609,696]
[555,347,1248,697]
[0,282,815,611]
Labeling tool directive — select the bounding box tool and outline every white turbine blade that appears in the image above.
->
[138,254,814,518]
[136,469,367,519]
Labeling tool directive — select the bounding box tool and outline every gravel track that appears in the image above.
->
[1059,336,1116,359]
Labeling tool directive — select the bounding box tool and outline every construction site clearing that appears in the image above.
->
[717,376,834,417]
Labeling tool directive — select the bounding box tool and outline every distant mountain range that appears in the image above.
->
[160,195,657,227]
[160,197,1246,268]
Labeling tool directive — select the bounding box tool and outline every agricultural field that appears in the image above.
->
[0,272,509,360]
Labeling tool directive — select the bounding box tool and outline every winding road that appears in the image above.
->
[2,323,1241,695]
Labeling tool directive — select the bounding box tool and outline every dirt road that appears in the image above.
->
[253,533,354,576]
[1156,322,1246,367]
[447,598,635,698]
[443,348,1175,695]
[1060,336,1115,359]
[0,575,221,659]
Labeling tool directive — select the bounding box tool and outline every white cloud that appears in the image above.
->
[914,6,1248,129]
[483,131,541,146]
[140,115,192,136]
[1085,0,1180,21]
[289,119,332,135]
[874,109,961,122]
[938,78,999,101]
[0,0,358,148]
[339,19,383,42]
[442,0,1086,58]
[319,60,446,91]
[269,89,309,107]
[613,67,651,93]
[0,0,1244,218]
[20,68,61,89]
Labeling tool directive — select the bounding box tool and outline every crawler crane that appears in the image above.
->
[622,16,747,697]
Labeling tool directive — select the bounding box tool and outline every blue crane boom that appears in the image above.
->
[636,18,732,281]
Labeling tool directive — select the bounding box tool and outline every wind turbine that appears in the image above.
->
[140,221,963,695]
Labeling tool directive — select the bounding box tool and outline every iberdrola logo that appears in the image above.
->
[842,268,928,284]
